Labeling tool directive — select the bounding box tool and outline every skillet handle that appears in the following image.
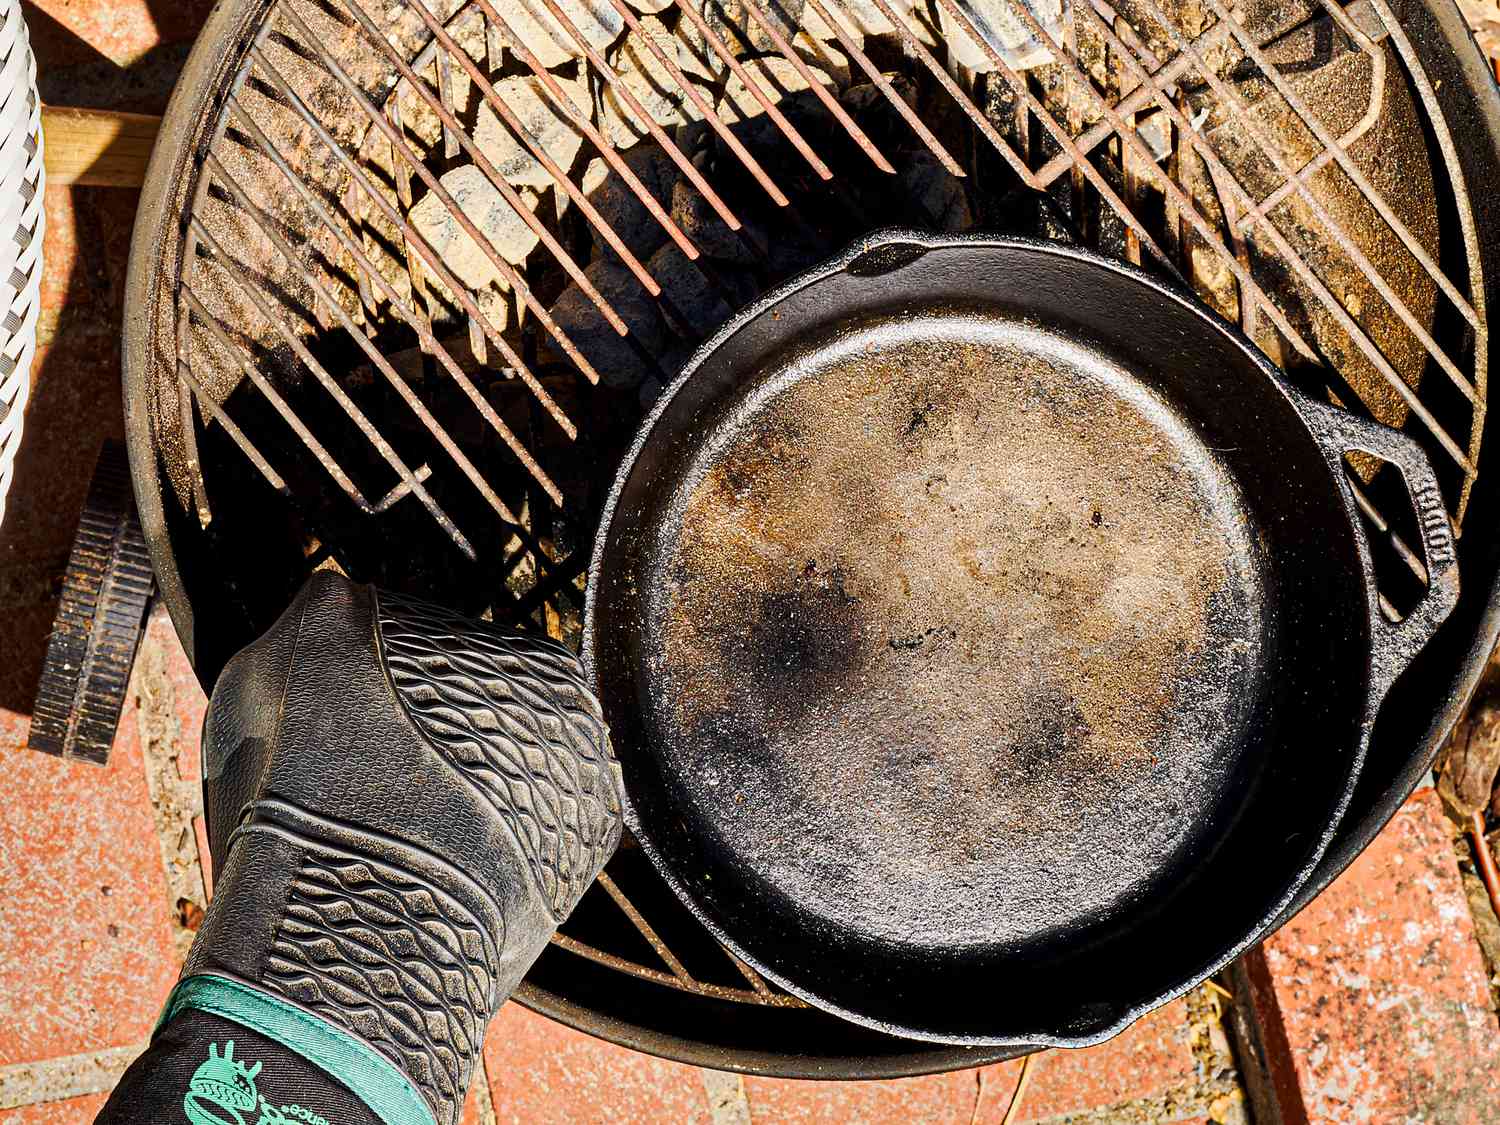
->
[1299,400,1460,698]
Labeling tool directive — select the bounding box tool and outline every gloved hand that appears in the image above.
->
[98,573,622,1125]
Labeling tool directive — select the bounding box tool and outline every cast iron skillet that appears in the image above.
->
[581,230,1459,1048]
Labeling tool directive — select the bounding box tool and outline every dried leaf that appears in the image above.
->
[1439,651,1500,817]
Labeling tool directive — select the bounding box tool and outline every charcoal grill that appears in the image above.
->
[124,0,1500,1076]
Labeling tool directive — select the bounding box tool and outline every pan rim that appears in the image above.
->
[582,228,1383,1048]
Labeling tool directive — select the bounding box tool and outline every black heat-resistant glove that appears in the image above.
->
[98,573,622,1125]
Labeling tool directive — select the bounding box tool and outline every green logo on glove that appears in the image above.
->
[184,1041,333,1125]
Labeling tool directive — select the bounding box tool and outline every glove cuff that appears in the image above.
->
[183,797,507,1125]
[158,973,436,1125]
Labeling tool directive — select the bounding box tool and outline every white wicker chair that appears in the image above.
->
[0,0,43,529]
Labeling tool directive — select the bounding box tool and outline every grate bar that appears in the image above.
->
[813,0,966,176]
[930,0,1193,286]
[482,0,742,241]
[190,214,482,551]
[263,16,613,383]
[937,0,1319,358]
[722,948,776,997]
[1030,11,1239,188]
[739,0,896,173]
[244,49,584,430]
[335,0,632,329]
[229,96,579,462]
[597,872,693,981]
[398,0,674,293]
[1346,468,1431,585]
[1120,0,1476,404]
[344,177,377,328]
[185,285,415,517]
[601,0,790,209]
[175,357,292,499]
[1362,0,1486,523]
[867,0,1036,185]
[384,97,441,360]
[1213,0,1478,328]
[549,931,807,1004]
[203,152,565,514]
[1227,0,1387,232]
[930,0,1472,475]
[192,208,533,546]
[673,0,835,180]
[172,276,214,527]
[405,0,690,286]
[1071,0,1477,470]
[224,108,578,513]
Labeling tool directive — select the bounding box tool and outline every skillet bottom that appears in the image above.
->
[642,311,1272,952]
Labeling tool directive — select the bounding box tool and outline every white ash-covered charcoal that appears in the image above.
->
[669,176,760,264]
[906,0,943,45]
[499,0,624,69]
[1132,109,1173,164]
[647,243,736,335]
[408,165,542,290]
[600,17,711,149]
[840,72,918,115]
[625,0,676,14]
[791,32,851,84]
[716,55,836,123]
[800,0,918,40]
[898,152,973,230]
[473,284,513,335]
[581,146,679,263]
[938,0,1065,72]
[547,259,667,387]
[472,74,592,190]
[678,0,800,75]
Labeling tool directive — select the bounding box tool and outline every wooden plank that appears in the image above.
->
[41,106,162,188]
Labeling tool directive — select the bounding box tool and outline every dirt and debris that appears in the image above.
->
[1459,860,1500,1009]
[135,609,209,964]
[1437,642,1500,1021]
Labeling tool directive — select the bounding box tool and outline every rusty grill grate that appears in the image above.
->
[156,0,1485,1013]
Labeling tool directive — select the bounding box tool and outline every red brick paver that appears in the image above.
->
[483,1004,711,1123]
[0,705,177,1066]
[1259,788,1500,1124]
[0,1094,107,1124]
[27,0,215,75]
[742,1069,976,1124]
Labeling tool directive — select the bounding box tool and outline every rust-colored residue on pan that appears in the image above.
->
[645,311,1268,950]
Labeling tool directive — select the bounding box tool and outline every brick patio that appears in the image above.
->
[2,1,1499,1121]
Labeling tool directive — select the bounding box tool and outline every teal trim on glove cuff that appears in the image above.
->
[158,973,437,1125]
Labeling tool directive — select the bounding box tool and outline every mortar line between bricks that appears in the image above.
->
[0,1043,145,1109]
[474,1043,499,1125]
[702,1067,752,1124]
[135,620,210,964]
[1023,1075,1243,1125]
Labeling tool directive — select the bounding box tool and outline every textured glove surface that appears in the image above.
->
[186,572,622,1125]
